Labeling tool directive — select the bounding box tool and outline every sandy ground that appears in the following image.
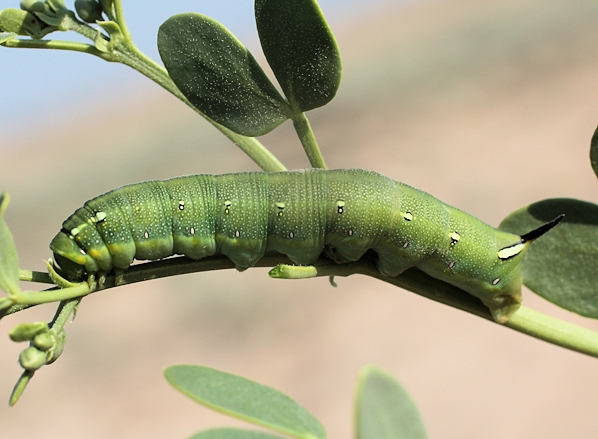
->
[2,0,598,437]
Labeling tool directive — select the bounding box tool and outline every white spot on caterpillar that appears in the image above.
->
[144,231,149,239]
[79,248,86,255]
[492,278,501,285]
[190,227,195,235]
[498,242,525,260]
[95,211,107,222]
[403,242,409,248]
[403,212,413,221]
[448,261,455,269]
[348,229,353,236]
[450,232,460,245]
[178,201,185,210]
[289,231,294,238]
[235,230,240,238]
[337,201,345,214]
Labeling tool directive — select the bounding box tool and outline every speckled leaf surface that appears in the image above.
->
[255,0,341,112]
[158,13,291,136]
[500,198,598,318]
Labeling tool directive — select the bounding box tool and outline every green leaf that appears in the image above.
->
[0,193,21,296]
[255,0,342,113]
[190,427,285,439]
[0,8,44,38]
[164,365,326,439]
[158,13,291,137]
[355,365,427,439]
[0,32,17,44]
[500,198,598,318]
[590,125,598,179]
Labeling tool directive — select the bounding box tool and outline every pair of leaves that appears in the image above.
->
[165,364,427,439]
[499,125,598,318]
[157,0,341,137]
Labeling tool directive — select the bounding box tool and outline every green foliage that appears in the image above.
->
[158,13,291,137]
[355,366,427,439]
[500,198,598,318]
[158,0,340,168]
[255,0,342,112]
[165,365,326,439]
[166,364,428,439]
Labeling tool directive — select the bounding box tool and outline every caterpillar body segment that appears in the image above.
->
[50,169,561,322]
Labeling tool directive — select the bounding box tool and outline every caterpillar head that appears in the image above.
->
[50,231,96,281]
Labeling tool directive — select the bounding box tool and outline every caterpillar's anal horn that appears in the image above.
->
[520,214,565,243]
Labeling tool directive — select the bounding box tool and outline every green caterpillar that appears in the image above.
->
[50,169,562,323]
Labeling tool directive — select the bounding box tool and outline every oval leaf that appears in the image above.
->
[355,365,427,439]
[158,13,291,137]
[0,8,44,38]
[0,192,21,296]
[255,0,342,112]
[500,198,598,318]
[591,125,598,179]
[190,427,285,439]
[165,365,326,439]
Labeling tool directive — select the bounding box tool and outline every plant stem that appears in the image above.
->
[50,297,81,329]
[112,0,132,41]
[6,254,598,359]
[10,282,90,306]
[292,113,327,169]
[505,308,598,358]
[2,38,105,56]
[19,270,52,284]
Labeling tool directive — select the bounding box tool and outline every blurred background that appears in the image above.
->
[2,0,598,437]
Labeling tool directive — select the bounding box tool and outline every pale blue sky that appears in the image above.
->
[0,0,413,147]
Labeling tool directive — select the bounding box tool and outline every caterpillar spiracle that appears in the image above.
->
[50,169,562,323]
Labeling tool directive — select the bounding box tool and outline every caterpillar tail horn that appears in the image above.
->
[498,215,564,262]
[520,214,565,243]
